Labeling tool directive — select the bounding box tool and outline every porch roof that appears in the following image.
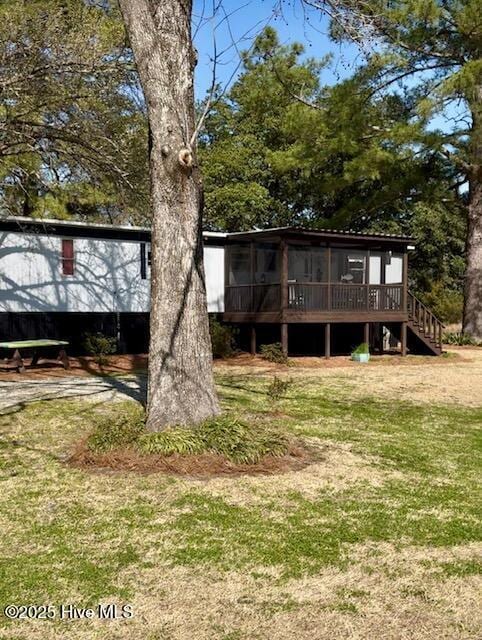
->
[226,226,414,246]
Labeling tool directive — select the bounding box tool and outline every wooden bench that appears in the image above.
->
[0,340,70,373]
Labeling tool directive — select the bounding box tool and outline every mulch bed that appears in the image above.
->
[67,439,314,478]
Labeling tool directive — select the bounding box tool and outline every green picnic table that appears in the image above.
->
[0,340,70,373]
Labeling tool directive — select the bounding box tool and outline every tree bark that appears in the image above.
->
[118,0,220,429]
[463,86,482,340]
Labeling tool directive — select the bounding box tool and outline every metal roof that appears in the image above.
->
[0,217,412,243]
[227,226,413,243]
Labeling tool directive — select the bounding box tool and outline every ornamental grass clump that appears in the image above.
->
[86,403,145,452]
[86,403,289,465]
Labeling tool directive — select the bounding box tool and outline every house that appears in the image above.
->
[0,217,443,356]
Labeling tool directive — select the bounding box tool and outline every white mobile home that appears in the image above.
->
[0,217,443,356]
[0,217,225,353]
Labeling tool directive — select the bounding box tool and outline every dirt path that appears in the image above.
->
[0,374,146,413]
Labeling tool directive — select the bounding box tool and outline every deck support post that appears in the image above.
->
[364,322,370,347]
[281,323,288,357]
[401,321,407,357]
[250,325,256,355]
[324,323,331,359]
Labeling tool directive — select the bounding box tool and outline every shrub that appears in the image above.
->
[442,331,481,346]
[198,415,288,464]
[259,342,288,364]
[87,403,146,452]
[266,376,293,402]
[86,406,289,465]
[83,332,117,365]
[209,317,237,358]
[418,284,463,324]
[352,342,370,355]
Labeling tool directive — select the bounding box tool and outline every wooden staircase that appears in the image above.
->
[406,291,444,355]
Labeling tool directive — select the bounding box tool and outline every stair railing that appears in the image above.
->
[407,291,445,350]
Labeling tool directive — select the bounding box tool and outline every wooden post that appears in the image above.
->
[281,239,288,318]
[250,241,255,311]
[281,323,288,357]
[12,349,25,373]
[325,323,331,359]
[364,322,370,347]
[401,321,407,356]
[402,251,408,313]
[250,325,256,356]
[326,243,332,311]
[58,349,70,370]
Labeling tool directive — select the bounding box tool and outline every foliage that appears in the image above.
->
[417,283,464,325]
[138,415,288,465]
[259,342,288,364]
[82,332,117,366]
[137,428,206,456]
[86,403,288,465]
[199,27,466,302]
[209,317,237,359]
[443,332,481,347]
[87,403,145,453]
[197,415,288,464]
[0,0,148,222]
[352,343,370,355]
[266,376,293,403]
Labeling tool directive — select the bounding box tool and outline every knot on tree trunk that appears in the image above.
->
[178,148,193,172]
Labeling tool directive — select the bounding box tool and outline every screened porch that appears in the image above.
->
[224,237,407,316]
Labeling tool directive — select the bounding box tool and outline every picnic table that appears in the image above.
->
[0,339,70,373]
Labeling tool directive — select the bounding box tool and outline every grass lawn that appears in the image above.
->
[0,370,481,639]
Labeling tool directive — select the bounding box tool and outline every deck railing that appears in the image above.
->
[225,282,404,314]
[225,283,281,313]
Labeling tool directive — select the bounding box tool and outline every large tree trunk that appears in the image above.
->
[118,0,220,429]
[463,175,482,338]
[463,88,482,340]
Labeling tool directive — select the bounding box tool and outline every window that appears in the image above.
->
[331,248,367,284]
[229,245,251,285]
[254,243,279,284]
[61,239,74,276]
[288,246,327,282]
[140,243,151,279]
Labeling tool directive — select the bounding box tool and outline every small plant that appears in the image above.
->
[83,331,117,365]
[351,342,370,363]
[352,342,370,355]
[259,342,288,364]
[266,376,293,403]
[209,317,237,358]
[87,403,146,452]
[442,331,481,346]
[137,428,205,456]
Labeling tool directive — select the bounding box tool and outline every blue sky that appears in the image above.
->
[192,0,361,98]
[191,1,465,135]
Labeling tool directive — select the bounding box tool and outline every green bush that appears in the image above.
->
[137,428,205,456]
[209,317,237,358]
[259,342,288,364]
[442,331,481,346]
[83,331,117,365]
[266,376,293,402]
[198,415,288,464]
[87,403,146,452]
[352,342,370,355]
[418,284,463,324]
[87,406,289,465]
